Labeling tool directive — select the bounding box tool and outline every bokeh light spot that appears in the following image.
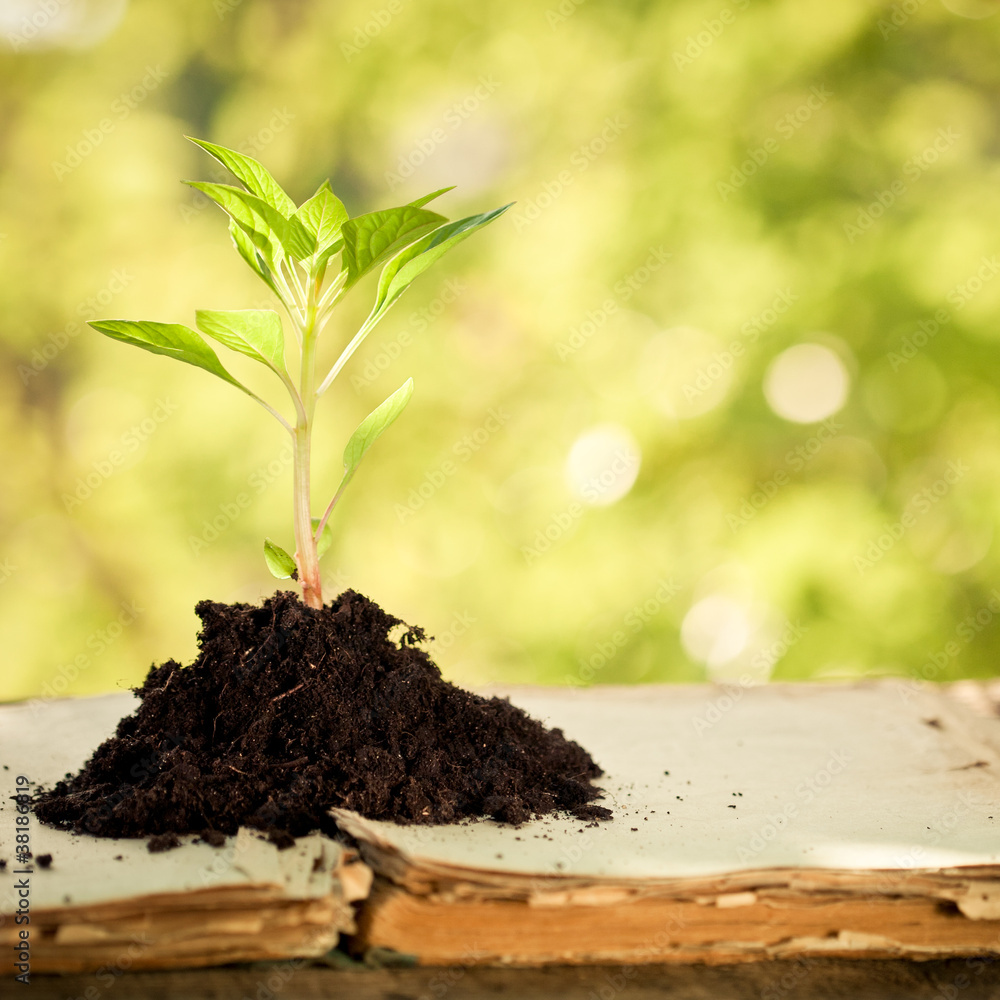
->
[565,424,641,507]
[764,343,850,424]
[1,0,127,52]
[680,595,753,669]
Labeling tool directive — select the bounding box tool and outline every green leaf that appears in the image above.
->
[295,181,348,255]
[188,137,297,216]
[90,319,249,393]
[314,237,344,271]
[315,203,510,399]
[340,206,446,288]
[229,218,279,294]
[372,204,512,321]
[195,309,286,373]
[311,517,333,558]
[264,538,297,579]
[342,378,414,482]
[188,181,281,266]
[409,186,455,208]
[185,181,316,263]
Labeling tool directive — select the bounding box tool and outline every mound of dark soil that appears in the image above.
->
[34,590,610,847]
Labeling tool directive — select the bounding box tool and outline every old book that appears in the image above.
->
[338,682,1000,965]
[0,693,372,974]
[2,681,999,971]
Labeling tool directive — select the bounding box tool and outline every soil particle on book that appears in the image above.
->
[34,590,611,849]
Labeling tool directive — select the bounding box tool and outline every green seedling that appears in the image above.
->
[91,136,510,608]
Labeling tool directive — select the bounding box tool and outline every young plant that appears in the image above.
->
[91,137,510,608]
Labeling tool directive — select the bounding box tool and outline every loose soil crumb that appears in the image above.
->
[147,833,181,853]
[36,854,52,868]
[34,590,610,847]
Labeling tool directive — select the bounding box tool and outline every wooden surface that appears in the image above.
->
[23,957,1000,999]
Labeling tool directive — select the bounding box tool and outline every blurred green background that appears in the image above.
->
[3,0,1000,703]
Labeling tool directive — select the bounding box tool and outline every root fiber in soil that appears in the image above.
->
[34,590,611,847]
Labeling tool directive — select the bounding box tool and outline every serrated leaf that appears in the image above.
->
[188,137,296,216]
[186,181,316,263]
[372,204,512,321]
[264,538,297,579]
[311,517,333,558]
[90,319,250,393]
[295,181,348,255]
[342,378,414,482]
[409,186,455,208]
[195,309,286,373]
[229,218,279,294]
[340,206,446,288]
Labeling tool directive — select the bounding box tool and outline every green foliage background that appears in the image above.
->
[3,0,1000,702]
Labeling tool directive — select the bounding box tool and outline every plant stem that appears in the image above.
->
[293,270,323,609]
[315,311,376,397]
[313,474,350,548]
